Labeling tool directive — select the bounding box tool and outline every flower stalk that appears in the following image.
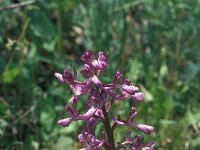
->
[102,105,115,149]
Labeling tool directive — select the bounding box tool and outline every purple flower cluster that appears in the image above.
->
[55,51,154,150]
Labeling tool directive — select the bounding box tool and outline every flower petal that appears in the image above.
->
[57,118,73,127]
[112,115,126,125]
[114,71,122,83]
[68,96,79,109]
[81,64,94,79]
[78,107,97,120]
[78,131,104,150]
[65,104,78,117]
[129,106,138,121]
[133,123,154,134]
[81,50,96,63]
[121,85,139,95]
[108,90,129,100]
[63,69,75,84]
[70,85,83,95]
[54,72,65,83]
[131,92,144,102]
[90,75,102,87]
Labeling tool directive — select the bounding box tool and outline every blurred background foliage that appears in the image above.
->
[0,0,200,149]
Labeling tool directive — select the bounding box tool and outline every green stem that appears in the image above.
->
[96,86,115,149]
[102,106,115,150]
[56,6,62,60]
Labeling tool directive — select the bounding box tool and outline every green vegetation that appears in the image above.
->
[0,0,200,149]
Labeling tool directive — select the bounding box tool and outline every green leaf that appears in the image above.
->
[28,9,57,52]
[2,68,19,84]
[141,85,154,102]
[159,63,168,78]
[191,137,200,148]
[0,57,6,73]
[53,136,74,150]
[185,61,199,80]
[0,102,8,116]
